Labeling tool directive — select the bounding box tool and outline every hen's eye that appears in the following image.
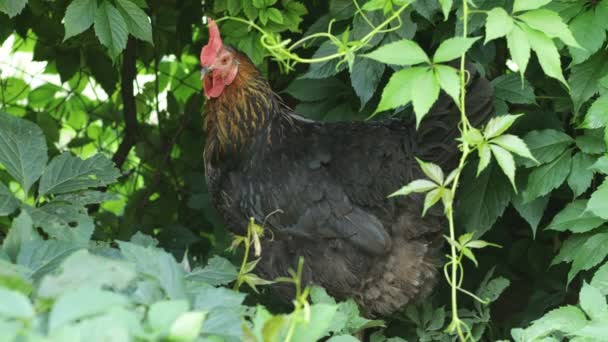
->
[222,57,229,64]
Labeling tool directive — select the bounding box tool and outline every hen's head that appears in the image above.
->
[200,19,239,98]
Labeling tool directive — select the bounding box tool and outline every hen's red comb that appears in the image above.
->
[200,19,222,66]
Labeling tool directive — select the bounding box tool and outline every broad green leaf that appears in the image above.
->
[587,178,608,220]
[569,50,608,113]
[118,241,187,299]
[2,211,38,262]
[591,262,608,295]
[0,181,18,216]
[54,190,119,206]
[38,153,120,196]
[94,1,129,59]
[416,158,444,184]
[590,156,608,174]
[266,8,283,23]
[456,162,515,236]
[375,66,426,113]
[0,288,34,319]
[363,39,429,66]
[186,255,238,286]
[0,112,48,193]
[17,240,79,280]
[568,152,595,197]
[523,150,571,202]
[147,300,189,332]
[28,202,94,245]
[48,287,129,332]
[492,73,536,104]
[512,0,551,13]
[522,24,567,86]
[506,25,531,76]
[568,10,606,65]
[547,200,604,233]
[411,68,440,126]
[568,232,608,284]
[581,95,608,129]
[512,195,549,237]
[192,286,245,313]
[389,179,437,197]
[518,9,579,47]
[491,134,536,161]
[518,306,587,341]
[116,0,153,43]
[484,114,522,139]
[434,65,460,105]
[422,188,443,216]
[575,131,606,154]
[38,250,136,298]
[484,7,513,43]
[291,304,338,342]
[169,311,206,340]
[490,145,516,189]
[432,36,480,63]
[580,282,608,321]
[438,0,452,20]
[521,129,573,167]
[477,143,491,176]
[63,0,97,40]
[350,57,385,109]
[0,0,27,17]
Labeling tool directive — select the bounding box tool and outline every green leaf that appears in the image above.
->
[591,262,608,296]
[477,143,492,176]
[521,24,567,86]
[37,250,136,298]
[0,288,34,319]
[2,211,38,262]
[389,179,437,197]
[588,178,608,220]
[417,158,444,184]
[569,50,608,113]
[484,7,513,43]
[328,336,360,342]
[422,188,443,216]
[568,10,606,65]
[432,36,480,63]
[456,162,515,236]
[186,256,238,286]
[116,0,153,43]
[490,145,517,189]
[118,241,187,299]
[518,305,587,341]
[63,0,97,40]
[94,1,129,59]
[518,9,579,47]
[512,194,549,237]
[38,153,120,196]
[266,7,283,23]
[590,156,608,174]
[411,68,440,126]
[580,282,608,321]
[492,73,536,104]
[434,65,460,105]
[147,299,189,332]
[48,287,129,332]
[512,0,551,13]
[363,39,429,65]
[506,25,531,76]
[521,129,573,167]
[0,181,18,216]
[0,0,27,17]
[523,150,572,202]
[438,0,452,20]
[17,240,79,280]
[350,57,385,109]
[375,66,426,113]
[484,114,522,139]
[28,202,94,245]
[291,304,338,342]
[581,95,608,129]
[547,200,605,233]
[0,112,48,193]
[576,131,607,154]
[568,152,595,197]
[491,134,536,161]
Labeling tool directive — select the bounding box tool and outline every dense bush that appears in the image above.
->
[1,0,608,340]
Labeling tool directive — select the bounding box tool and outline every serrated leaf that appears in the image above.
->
[575,131,606,154]
[434,65,460,105]
[0,0,27,17]
[519,305,587,340]
[506,25,531,76]
[484,7,513,43]
[422,188,442,216]
[492,73,536,104]
[116,0,153,43]
[484,114,522,139]
[16,240,79,280]
[432,36,480,63]
[581,95,608,129]
[438,0,452,20]
[411,68,440,126]
[491,134,536,161]
[523,150,571,202]
[63,0,97,40]
[375,66,426,113]
[512,0,551,13]
[587,178,608,220]
[94,1,128,59]
[0,181,18,216]
[477,143,492,176]
[521,129,573,167]
[569,50,608,114]
[2,211,38,262]
[38,153,120,196]
[186,256,238,286]
[590,156,608,174]
[518,9,579,47]
[490,144,517,189]
[567,232,608,284]
[512,194,549,237]
[548,200,605,233]
[591,262,608,296]
[521,24,567,86]
[568,152,595,197]
[27,203,94,245]
[0,112,48,193]
[389,179,437,197]
[350,57,385,109]
[568,9,606,65]
[580,282,608,321]
[363,39,429,65]
[416,158,444,184]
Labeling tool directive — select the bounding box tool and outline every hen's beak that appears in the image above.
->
[200,66,211,80]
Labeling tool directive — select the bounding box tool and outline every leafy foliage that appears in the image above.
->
[2,0,608,340]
